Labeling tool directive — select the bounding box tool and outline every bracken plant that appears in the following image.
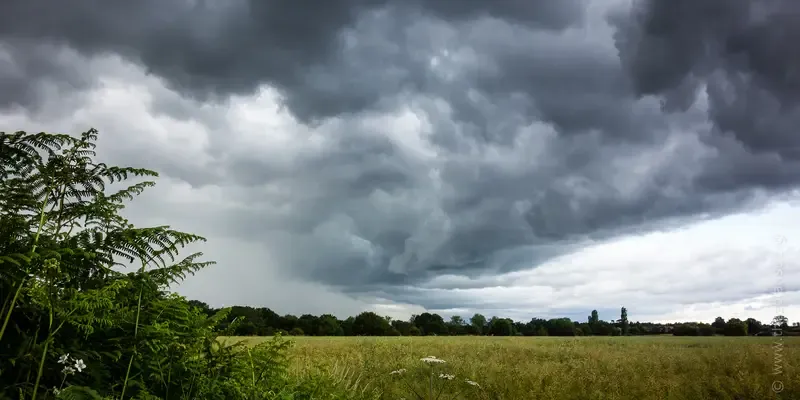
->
[0,129,338,400]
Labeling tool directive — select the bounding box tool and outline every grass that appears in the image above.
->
[223,335,800,400]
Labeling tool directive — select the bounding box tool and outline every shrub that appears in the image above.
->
[0,129,327,399]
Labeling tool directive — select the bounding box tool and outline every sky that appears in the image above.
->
[1,0,799,324]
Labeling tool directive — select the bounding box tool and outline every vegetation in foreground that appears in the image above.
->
[230,335,800,400]
[0,130,359,399]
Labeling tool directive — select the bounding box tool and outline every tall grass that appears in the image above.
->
[228,335,800,400]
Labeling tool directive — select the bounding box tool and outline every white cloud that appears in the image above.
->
[424,197,800,323]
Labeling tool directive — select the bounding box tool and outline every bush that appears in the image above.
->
[290,327,305,336]
[0,129,351,399]
[724,319,748,336]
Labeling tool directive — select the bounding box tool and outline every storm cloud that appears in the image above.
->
[1,0,799,320]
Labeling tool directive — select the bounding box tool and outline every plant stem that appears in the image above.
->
[31,280,56,400]
[0,189,50,343]
[31,338,50,400]
[429,370,433,400]
[120,264,146,400]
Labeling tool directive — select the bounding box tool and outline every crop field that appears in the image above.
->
[225,335,800,400]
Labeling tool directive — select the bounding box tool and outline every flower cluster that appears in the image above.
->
[57,353,86,375]
[389,355,482,399]
[420,356,446,365]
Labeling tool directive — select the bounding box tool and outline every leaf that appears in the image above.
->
[57,386,104,400]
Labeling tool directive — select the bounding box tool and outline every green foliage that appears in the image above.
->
[724,318,748,336]
[0,129,349,400]
[352,312,392,336]
[412,313,448,336]
[620,306,629,335]
[487,318,515,336]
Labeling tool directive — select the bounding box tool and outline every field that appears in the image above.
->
[225,335,800,400]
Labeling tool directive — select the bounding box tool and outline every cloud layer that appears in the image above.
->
[1,0,798,321]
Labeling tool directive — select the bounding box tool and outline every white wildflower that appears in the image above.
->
[465,379,481,387]
[389,368,407,375]
[61,366,75,375]
[438,373,455,380]
[57,354,69,364]
[420,356,445,365]
[74,359,86,373]
[53,388,61,396]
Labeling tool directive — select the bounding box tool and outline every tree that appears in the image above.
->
[673,323,699,336]
[341,316,355,336]
[620,307,629,335]
[745,318,762,336]
[525,318,548,336]
[260,307,282,329]
[712,316,726,334]
[589,310,599,324]
[547,318,576,336]
[414,312,448,336]
[280,314,299,332]
[772,315,789,328]
[352,311,392,336]
[698,323,716,336]
[488,318,515,336]
[391,319,416,336]
[588,310,599,334]
[317,314,344,336]
[447,315,466,335]
[188,300,212,315]
[470,313,487,335]
[724,318,748,336]
[297,314,319,335]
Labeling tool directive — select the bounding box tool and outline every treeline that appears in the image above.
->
[188,301,798,337]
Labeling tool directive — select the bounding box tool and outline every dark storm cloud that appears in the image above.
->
[0,39,95,113]
[4,0,800,309]
[611,0,800,188]
[0,0,585,120]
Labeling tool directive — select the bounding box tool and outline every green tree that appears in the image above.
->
[745,318,762,336]
[280,314,299,332]
[488,318,515,336]
[772,315,789,328]
[712,316,726,334]
[588,309,599,335]
[297,314,318,335]
[340,316,355,336]
[620,307,629,335]
[316,314,344,336]
[470,313,487,335]
[352,311,392,336]
[724,318,748,336]
[547,318,577,336]
[413,312,448,335]
[391,319,415,336]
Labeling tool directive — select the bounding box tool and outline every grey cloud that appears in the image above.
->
[0,0,585,121]
[0,40,96,115]
[611,0,800,179]
[3,0,800,316]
